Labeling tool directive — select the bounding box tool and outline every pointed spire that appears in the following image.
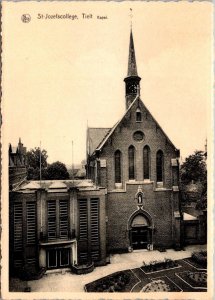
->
[127,30,138,77]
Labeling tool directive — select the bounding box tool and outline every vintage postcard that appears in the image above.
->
[1,1,214,299]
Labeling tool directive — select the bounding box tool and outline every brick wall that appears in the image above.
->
[95,99,180,251]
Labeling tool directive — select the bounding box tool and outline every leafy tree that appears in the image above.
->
[180,150,207,209]
[46,161,69,180]
[27,147,48,169]
[26,147,48,180]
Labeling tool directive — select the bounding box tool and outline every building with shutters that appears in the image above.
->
[9,29,183,277]
[9,180,107,274]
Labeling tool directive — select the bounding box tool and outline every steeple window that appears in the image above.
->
[136,108,142,122]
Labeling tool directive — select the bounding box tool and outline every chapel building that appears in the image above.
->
[86,30,182,252]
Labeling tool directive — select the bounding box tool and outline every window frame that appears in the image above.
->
[114,150,122,183]
[156,150,164,182]
[143,145,151,180]
[128,145,136,180]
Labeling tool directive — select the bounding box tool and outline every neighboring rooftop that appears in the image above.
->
[15,179,100,192]
[87,127,111,155]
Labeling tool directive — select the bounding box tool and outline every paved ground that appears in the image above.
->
[10,244,206,292]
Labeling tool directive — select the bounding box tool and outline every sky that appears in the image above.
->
[3,1,212,165]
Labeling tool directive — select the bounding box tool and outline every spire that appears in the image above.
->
[127,30,138,77]
[124,29,141,109]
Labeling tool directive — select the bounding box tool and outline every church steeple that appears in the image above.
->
[124,30,141,109]
[127,30,138,76]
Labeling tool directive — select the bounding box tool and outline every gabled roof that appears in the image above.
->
[87,127,111,155]
[90,95,178,155]
[96,95,138,152]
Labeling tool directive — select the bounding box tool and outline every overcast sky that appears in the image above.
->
[3,1,212,165]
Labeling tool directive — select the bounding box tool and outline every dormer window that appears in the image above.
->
[136,108,142,122]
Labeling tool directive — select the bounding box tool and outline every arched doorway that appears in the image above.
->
[130,213,152,250]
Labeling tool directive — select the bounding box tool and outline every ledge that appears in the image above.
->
[39,238,76,246]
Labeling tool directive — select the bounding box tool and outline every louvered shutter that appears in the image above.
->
[90,199,100,261]
[14,202,23,251]
[78,199,88,262]
[47,201,57,240]
[59,200,68,239]
[26,202,36,245]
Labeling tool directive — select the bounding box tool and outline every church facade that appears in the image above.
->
[86,30,182,253]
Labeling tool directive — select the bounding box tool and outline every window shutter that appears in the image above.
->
[90,199,100,261]
[59,200,68,239]
[14,202,23,251]
[79,199,88,241]
[26,202,36,245]
[79,199,88,262]
[47,201,57,240]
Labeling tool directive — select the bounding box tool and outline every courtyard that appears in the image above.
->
[10,244,207,292]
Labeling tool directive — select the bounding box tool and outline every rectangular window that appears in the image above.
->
[60,248,70,266]
[47,249,57,268]
[14,202,23,251]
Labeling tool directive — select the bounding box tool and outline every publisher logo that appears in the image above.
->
[21,14,31,23]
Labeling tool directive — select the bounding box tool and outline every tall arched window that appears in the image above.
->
[128,145,135,180]
[156,150,164,182]
[114,150,122,183]
[143,145,150,179]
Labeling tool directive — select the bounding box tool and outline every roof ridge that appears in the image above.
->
[95,95,139,152]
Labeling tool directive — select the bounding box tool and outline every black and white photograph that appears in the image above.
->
[1,1,213,299]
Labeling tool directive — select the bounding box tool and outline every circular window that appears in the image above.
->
[133,131,144,142]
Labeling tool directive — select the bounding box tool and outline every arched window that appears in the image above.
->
[128,146,135,180]
[156,150,164,182]
[143,145,150,179]
[136,108,142,122]
[114,150,121,183]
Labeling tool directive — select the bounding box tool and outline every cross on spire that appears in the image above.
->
[129,8,133,29]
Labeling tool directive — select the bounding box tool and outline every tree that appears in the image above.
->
[26,147,48,180]
[46,161,69,180]
[180,150,207,209]
[180,150,206,184]
[27,147,48,169]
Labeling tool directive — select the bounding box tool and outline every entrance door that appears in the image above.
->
[131,226,149,250]
[47,248,70,269]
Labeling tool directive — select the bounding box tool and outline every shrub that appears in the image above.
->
[191,251,207,267]
[95,271,130,292]
[142,258,178,272]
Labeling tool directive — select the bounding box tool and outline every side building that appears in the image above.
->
[9,180,107,275]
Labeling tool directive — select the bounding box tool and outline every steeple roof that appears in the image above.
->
[127,30,138,77]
